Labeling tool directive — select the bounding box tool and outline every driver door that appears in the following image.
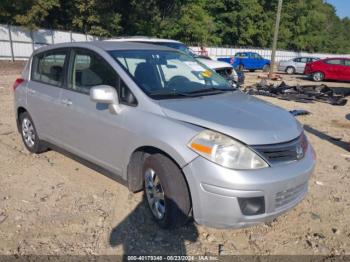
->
[56,48,134,176]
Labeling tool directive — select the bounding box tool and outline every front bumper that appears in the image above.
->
[182,145,316,228]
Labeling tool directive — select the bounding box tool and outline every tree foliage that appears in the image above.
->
[0,0,349,53]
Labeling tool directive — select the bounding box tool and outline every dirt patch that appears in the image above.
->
[0,62,350,256]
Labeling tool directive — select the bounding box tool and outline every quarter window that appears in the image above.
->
[70,49,117,94]
[344,60,350,66]
[32,51,67,86]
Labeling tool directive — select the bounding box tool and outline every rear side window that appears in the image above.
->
[32,51,67,86]
[235,53,248,58]
[344,60,350,66]
[69,49,117,94]
[326,59,344,65]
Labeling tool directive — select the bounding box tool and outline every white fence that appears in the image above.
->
[1,24,349,61]
[0,24,99,61]
[190,47,350,62]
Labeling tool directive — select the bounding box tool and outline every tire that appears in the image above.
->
[312,71,324,82]
[286,66,295,75]
[19,112,47,154]
[263,64,270,72]
[143,153,191,229]
[249,69,255,72]
[237,64,244,71]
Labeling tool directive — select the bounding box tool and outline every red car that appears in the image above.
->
[304,58,350,82]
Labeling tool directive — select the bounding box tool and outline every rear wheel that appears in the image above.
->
[312,71,324,82]
[143,153,191,229]
[263,64,270,72]
[19,112,47,153]
[237,64,244,71]
[286,66,295,74]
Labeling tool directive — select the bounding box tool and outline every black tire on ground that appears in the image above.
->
[249,69,255,72]
[263,64,270,72]
[237,64,244,71]
[19,111,47,154]
[312,71,324,82]
[286,66,295,74]
[143,153,191,229]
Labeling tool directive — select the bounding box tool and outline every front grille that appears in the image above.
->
[252,135,305,164]
[275,182,307,208]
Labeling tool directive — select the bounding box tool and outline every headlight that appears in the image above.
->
[188,130,269,170]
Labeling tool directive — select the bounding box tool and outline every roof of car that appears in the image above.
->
[106,37,182,44]
[32,41,176,55]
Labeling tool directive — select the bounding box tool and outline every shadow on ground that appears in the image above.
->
[304,125,349,151]
[109,195,199,259]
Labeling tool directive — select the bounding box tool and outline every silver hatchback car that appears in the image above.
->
[14,41,316,229]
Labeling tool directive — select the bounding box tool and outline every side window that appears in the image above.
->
[251,53,262,59]
[119,79,137,106]
[32,51,67,86]
[70,49,117,94]
[344,60,350,66]
[326,59,343,65]
[235,53,248,58]
[293,58,301,62]
[300,58,308,63]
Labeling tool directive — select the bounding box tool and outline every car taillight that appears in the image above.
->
[230,57,234,64]
[13,78,24,91]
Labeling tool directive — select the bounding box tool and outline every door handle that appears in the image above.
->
[61,99,72,106]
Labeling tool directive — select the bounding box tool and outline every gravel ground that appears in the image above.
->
[0,61,350,256]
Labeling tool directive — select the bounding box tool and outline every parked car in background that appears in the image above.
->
[218,52,271,72]
[107,37,244,85]
[14,41,315,229]
[304,58,350,82]
[278,57,320,74]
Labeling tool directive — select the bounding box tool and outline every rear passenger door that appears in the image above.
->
[295,57,308,73]
[57,48,136,176]
[344,60,350,81]
[27,49,68,142]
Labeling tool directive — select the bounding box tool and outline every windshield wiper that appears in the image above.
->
[187,87,235,94]
[149,89,194,98]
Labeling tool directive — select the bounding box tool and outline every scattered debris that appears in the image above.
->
[310,212,321,221]
[218,244,225,255]
[315,181,325,186]
[258,73,283,81]
[0,212,7,224]
[245,81,348,106]
[290,109,311,116]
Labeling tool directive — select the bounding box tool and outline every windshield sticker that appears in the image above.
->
[184,61,205,72]
[201,70,212,78]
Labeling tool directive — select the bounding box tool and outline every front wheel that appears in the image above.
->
[312,71,324,82]
[143,153,191,229]
[263,64,270,72]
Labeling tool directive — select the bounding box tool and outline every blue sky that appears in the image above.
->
[325,0,350,18]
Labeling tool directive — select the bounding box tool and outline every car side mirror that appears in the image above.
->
[90,85,123,114]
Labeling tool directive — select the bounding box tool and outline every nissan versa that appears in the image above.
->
[13,41,316,229]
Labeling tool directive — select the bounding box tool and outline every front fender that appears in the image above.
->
[121,109,203,179]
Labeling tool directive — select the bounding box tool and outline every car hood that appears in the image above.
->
[158,92,302,145]
[197,58,233,70]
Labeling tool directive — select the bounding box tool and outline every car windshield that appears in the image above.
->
[147,42,195,57]
[109,50,233,99]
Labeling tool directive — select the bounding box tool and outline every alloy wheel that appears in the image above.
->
[22,118,36,148]
[144,168,166,220]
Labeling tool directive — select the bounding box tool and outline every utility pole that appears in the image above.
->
[269,0,283,78]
